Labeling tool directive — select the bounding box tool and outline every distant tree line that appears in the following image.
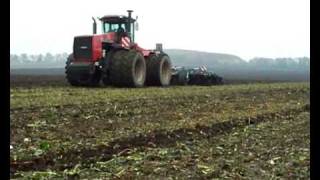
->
[10,53,69,64]
[247,57,310,70]
[10,52,310,71]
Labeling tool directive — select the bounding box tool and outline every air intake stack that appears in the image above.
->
[127,10,133,33]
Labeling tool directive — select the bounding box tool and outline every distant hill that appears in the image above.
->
[165,49,247,68]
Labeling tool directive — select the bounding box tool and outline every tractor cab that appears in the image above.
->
[99,11,137,42]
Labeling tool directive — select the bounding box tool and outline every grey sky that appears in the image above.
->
[10,0,309,60]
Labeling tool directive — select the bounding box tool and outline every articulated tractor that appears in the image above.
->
[66,10,172,87]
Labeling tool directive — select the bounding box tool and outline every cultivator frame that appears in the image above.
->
[170,66,224,85]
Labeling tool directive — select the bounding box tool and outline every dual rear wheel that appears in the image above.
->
[146,53,172,86]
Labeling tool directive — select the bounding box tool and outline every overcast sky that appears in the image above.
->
[10,0,309,60]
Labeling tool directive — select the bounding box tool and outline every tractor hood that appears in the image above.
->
[74,32,116,43]
[73,32,117,61]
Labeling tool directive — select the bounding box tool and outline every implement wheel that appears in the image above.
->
[146,53,172,86]
[109,49,146,87]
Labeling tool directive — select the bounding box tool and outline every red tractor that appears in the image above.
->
[66,10,172,87]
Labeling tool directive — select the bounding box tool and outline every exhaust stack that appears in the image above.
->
[92,17,97,34]
[127,10,133,33]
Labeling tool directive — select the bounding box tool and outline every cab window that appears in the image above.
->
[103,23,126,33]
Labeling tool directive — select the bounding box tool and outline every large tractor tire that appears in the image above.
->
[102,74,111,86]
[146,53,172,86]
[101,50,117,86]
[65,54,80,86]
[65,54,101,87]
[84,71,101,87]
[109,49,146,87]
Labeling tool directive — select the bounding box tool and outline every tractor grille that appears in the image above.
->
[73,36,92,59]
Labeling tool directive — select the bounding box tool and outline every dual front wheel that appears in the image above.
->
[107,50,146,87]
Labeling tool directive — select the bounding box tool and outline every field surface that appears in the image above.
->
[10,82,310,179]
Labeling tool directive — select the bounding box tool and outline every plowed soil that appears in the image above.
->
[10,81,310,179]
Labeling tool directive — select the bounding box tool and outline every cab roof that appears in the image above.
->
[99,15,136,23]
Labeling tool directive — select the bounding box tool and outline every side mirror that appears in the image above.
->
[135,22,139,31]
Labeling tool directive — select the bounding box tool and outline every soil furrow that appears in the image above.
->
[10,104,309,175]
